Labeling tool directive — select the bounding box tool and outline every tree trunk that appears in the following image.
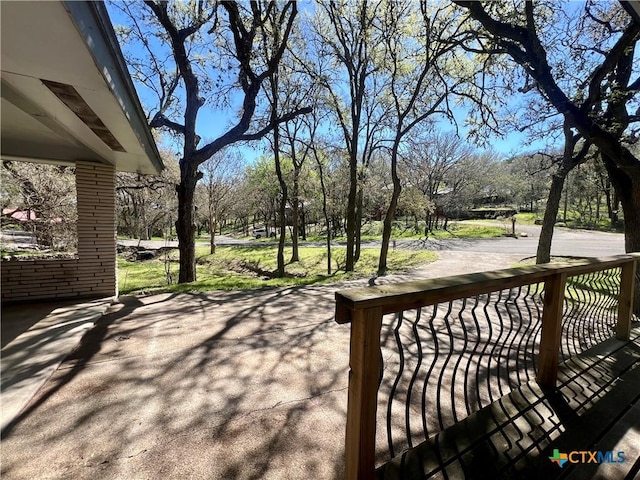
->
[612,191,620,228]
[601,170,613,223]
[345,154,358,272]
[142,201,150,241]
[273,126,287,278]
[320,197,332,275]
[536,173,566,264]
[562,173,569,223]
[315,154,332,275]
[355,185,364,262]
[276,189,287,277]
[603,157,640,252]
[425,211,432,236]
[301,202,307,240]
[209,215,216,255]
[378,144,402,275]
[176,164,198,283]
[602,156,640,314]
[291,170,300,262]
[530,187,534,212]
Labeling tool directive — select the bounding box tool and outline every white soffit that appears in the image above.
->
[0,1,162,174]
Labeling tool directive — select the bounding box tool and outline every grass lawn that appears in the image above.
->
[314,221,505,243]
[427,223,505,239]
[118,245,437,295]
[506,211,623,232]
[512,212,539,225]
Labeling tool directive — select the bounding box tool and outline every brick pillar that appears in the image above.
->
[75,161,117,298]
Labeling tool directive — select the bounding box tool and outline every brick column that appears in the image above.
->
[75,161,117,298]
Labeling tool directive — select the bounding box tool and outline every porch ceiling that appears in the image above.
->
[0,1,163,174]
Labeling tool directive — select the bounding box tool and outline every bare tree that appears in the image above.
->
[281,94,318,263]
[377,0,477,274]
[112,0,309,282]
[535,123,593,263]
[309,0,388,271]
[116,153,179,241]
[455,0,640,254]
[403,131,474,233]
[303,105,334,274]
[2,162,77,251]
[200,150,241,254]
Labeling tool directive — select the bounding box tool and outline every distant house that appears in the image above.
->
[1,1,163,303]
[2,208,38,223]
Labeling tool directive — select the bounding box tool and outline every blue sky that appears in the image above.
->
[106,2,557,164]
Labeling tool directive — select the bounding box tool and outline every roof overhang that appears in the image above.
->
[1,1,163,174]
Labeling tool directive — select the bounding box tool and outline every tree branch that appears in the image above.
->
[149,112,186,135]
[238,107,312,141]
[581,20,640,111]
[455,0,640,170]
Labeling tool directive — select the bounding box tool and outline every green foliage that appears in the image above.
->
[565,270,619,304]
[429,223,505,239]
[118,245,437,294]
[366,220,505,239]
[512,212,539,225]
[321,220,505,241]
[1,249,53,258]
[559,211,624,233]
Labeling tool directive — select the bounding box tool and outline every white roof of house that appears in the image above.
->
[1,1,163,174]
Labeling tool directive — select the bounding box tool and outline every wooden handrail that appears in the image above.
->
[336,254,640,480]
[335,254,640,324]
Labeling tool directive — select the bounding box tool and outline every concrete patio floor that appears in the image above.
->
[1,299,112,432]
[0,251,532,480]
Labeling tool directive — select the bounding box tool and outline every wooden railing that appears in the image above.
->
[335,254,640,480]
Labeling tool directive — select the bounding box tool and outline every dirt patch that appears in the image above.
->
[225,259,306,279]
[118,245,176,262]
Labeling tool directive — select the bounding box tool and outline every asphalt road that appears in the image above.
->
[118,225,626,259]
[395,227,626,258]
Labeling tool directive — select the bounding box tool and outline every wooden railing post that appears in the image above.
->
[616,259,637,341]
[537,273,567,388]
[344,306,383,480]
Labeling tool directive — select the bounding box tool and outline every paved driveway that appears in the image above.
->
[393,225,626,257]
[0,229,627,479]
[118,225,626,259]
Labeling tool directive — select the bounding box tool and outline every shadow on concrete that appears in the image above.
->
[0,252,543,479]
[2,301,76,348]
[1,286,350,479]
[1,299,112,434]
